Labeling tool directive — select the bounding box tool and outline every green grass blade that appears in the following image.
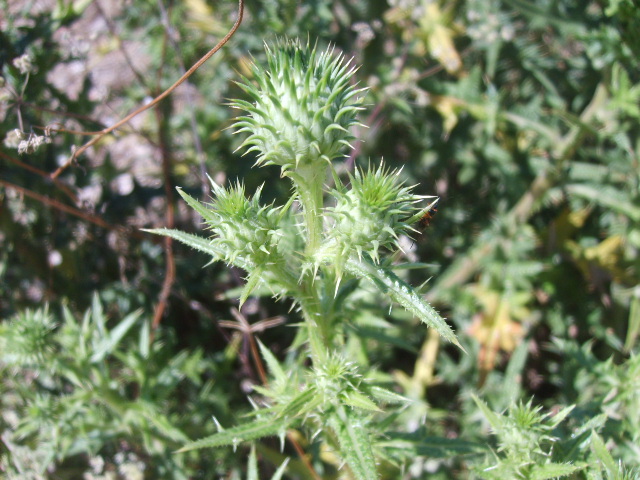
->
[90,309,142,363]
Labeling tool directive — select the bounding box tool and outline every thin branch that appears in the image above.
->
[155,0,209,200]
[0,178,146,240]
[150,96,176,335]
[50,0,245,179]
[0,151,78,203]
[220,308,286,383]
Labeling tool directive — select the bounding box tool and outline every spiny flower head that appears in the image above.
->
[1,307,56,367]
[231,38,365,172]
[205,181,284,267]
[325,163,429,263]
[312,352,361,400]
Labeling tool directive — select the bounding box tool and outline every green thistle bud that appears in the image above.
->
[325,163,429,263]
[231,38,365,171]
[313,352,361,401]
[205,181,284,268]
[1,308,56,366]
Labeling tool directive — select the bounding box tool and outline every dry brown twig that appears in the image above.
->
[0,178,146,240]
[150,100,176,335]
[49,0,245,180]
[135,0,243,336]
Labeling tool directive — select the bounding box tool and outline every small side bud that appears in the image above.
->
[321,162,429,270]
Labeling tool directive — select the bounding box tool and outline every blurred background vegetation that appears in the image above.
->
[1,0,639,478]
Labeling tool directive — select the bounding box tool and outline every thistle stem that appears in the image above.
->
[296,248,337,360]
[287,164,326,256]
[288,163,334,363]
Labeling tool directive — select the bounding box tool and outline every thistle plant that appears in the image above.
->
[147,38,461,478]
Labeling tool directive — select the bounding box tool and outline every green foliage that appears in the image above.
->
[0,297,224,478]
[2,0,640,477]
[472,396,586,479]
[470,390,640,480]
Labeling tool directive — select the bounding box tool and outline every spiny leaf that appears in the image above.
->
[529,462,586,480]
[144,228,222,259]
[471,394,503,431]
[345,254,462,350]
[277,387,322,419]
[545,404,575,429]
[329,406,378,480]
[176,187,218,224]
[340,390,381,412]
[143,228,252,272]
[176,416,294,453]
[257,339,287,385]
[240,268,264,308]
[590,431,616,473]
[368,386,411,405]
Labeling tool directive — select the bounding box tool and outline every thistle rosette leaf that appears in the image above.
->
[231,38,365,171]
[323,163,430,266]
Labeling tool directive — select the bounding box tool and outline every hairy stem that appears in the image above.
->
[297,279,330,365]
[287,164,326,256]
